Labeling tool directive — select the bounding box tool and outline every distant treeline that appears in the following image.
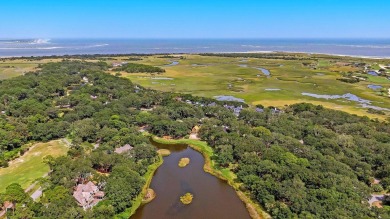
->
[200,53,318,60]
[0,53,185,61]
[115,63,165,73]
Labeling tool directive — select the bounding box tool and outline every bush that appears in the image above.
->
[372,184,384,193]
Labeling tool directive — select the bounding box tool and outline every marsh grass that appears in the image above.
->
[180,193,194,205]
[157,149,171,157]
[178,157,190,167]
[121,55,390,120]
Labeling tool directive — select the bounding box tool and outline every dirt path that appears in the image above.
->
[61,138,72,147]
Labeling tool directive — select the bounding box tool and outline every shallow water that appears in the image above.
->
[301,92,390,111]
[367,84,383,90]
[165,61,179,67]
[131,141,250,219]
[301,92,371,104]
[368,71,379,76]
[255,67,271,76]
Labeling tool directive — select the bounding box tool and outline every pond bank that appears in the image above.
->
[115,155,163,219]
[151,137,270,219]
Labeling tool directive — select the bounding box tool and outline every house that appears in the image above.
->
[191,125,200,134]
[190,125,200,140]
[114,144,133,154]
[82,77,89,83]
[255,107,264,113]
[0,201,14,218]
[3,201,14,211]
[208,102,217,107]
[224,104,243,116]
[73,181,104,210]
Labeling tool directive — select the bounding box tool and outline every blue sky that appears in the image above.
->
[1,0,389,38]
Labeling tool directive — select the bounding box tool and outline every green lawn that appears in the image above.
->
[0,140,69,193]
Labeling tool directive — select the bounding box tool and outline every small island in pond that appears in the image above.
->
[157,149,171,157]
[180,193,194,205]
[178,157,190,167]
[142,188,156,204]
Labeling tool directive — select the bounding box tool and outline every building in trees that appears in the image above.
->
[73,181,104,210]
[114,144,134,154]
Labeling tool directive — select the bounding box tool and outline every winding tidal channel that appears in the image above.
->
[131,140,251,219]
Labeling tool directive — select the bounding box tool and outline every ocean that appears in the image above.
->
[1,38,390,58]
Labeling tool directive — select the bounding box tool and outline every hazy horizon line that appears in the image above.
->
[2,37,390,40]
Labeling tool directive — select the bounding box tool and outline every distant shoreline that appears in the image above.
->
[2,38,390,59]
[1,51,390,60]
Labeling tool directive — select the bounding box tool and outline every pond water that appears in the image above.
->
[301,92,371,104]
[368,71,379,76]
[191,64,208,67]
[165,61,179,67]
[301,92,390,111]
[255,67,271,76]
[367,85,383,90]
[131,141,250,219]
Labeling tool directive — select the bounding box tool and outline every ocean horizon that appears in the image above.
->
[1,38,390,58]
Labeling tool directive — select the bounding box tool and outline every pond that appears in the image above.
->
[301,92,371,104]
[301,92,390,111]
[368,71,379,76]
[367,85,383,90]
[255,67,271,76]
[131,141,251,219]
[165,61,179,67]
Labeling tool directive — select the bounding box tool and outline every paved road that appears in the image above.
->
[31,187,43,201]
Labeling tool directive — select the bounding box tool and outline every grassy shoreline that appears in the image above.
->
[114,154,163,219]
[151,136,271,219]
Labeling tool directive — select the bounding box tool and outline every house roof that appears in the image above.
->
[4,201,14,209]
[114,144,133,154]
[73,181,104,209]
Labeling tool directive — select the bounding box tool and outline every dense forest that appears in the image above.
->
[0,60,389,218]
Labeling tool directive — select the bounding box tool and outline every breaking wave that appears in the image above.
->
[29,39,51,44]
